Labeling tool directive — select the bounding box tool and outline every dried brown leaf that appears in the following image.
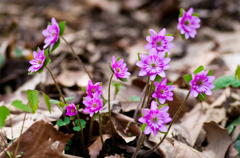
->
[88,134,111,158]
[0,120,74,158]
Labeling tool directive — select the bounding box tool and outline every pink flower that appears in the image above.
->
[111,56,131,80]
[189,70,215,97]
[28,48,45,74]
[66,103,78,116]
[136,48,171,81]
[86,80,103,97]
[152,78,175,104]
[177,8,201,39]
[145,28,174,55]
[138,101,172,137]
[42,18,60,50]
[83,93,103,117]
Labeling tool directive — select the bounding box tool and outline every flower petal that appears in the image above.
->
[149,29,157,38]
[150,101,158,110]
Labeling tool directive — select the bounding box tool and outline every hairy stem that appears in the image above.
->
[142,90,190,156]
[76,114,87,156]
[88,117,94,146]
[140,76,150,109]
[46,66,67,104]
[145,81,153,108]
[131,133,145,158]
[108,73,115,152]
[98,113,106,152]
[60,36,93,81]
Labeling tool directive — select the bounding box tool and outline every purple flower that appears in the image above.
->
[83,93,103,117]
[66,103,78,116]
[138,101,172,137]
[111,56,131,80]
[189,70,215,97]
[136,48,171,81]
[145,28,174,55]
[42,18,60,50]
[152,78,175,104]
[177,8,201,39]
[28,48,46,74]
[86,80,103,97]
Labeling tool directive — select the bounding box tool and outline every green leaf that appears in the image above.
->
[128,96,140,101]
[227,116,240,134]
[119,78,128,82]
[73,119,86,131]
[82,87,86,93]
[57,117,70,127]
[0,54,4,67]
[179,8,184,17]
[148,29,150,36]
[92,113,99,120]
[41,92,51,113]
[65,97,74,101]
[48,22,52,25]
[0,106,10,128]
[138,53,141,61]
[100,82,102,86]
[28,70,37,75]
[6,151,12,158]
[166,34,173,36]
[58,102,65,108]
[38,58,51,74]
[235,65,240,81]
[192,13,199,17]
[193,65,204,74]
[11,100,32,112]
[208,69,213,76]
[26,90,39,114]
[103,99,106,106]
[111,82,125,96]
[154,75,162,83]
[116,57,120,62]
[234,140,240,156]
[59,21,66,36]
[141,123,147,131]
[50,99,60,104]
[164,51,168,58]
[158,103,168,109]
[50,38,60,54]
[198,92,206,101]
[180,33,185,40]
[213,76,240,90]
[44,48,48,58]
[108,62,114,73]
[70,115,76,120]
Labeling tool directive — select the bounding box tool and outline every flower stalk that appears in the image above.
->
[76,114,87,156]
[98,113,106,152]
[88,117,94,146]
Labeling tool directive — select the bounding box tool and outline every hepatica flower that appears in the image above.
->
[83,93,103,117]
[136,48,170,81]
[152,78,175,104]
[189,70,215,97]
[177,8,201,39]
[111,56,131,80]
[42,18,60,50]
[145,28,174,55]
[28,48,45,74]
[66,103,78,116]
[86,80,103,97]
[138,101,172,137]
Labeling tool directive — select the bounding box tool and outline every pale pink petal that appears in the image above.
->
[149,29,157,38]
[150,101,158,110]
[159,125,168,132]
[144,125,152,135]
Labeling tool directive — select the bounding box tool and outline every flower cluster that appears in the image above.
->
[82,80,103,117]
[139,101,172,136]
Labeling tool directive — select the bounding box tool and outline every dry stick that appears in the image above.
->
[142,90,191,156]
[108,73,115,152]
[76,114,87,156]
[98,113,106,152]
[14,112,27,156]
[0,131,7,149]
[88,117,94,146]
[60,36,93,82]
[9,116,15,158]
[131,133,145,158]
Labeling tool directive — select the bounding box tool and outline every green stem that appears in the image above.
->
[108,73,115,152]
[76,114,87,156]
[142,90,191,156]
[9,116,15,158]
[99,113,106,152]
[60,36,93,82]
[131,133,145,158]
[88,117,94,146]
[46,66,67,104]
[14,112,26,156]
[145,81,153,108]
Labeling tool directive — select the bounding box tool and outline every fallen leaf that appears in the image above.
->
[0,120,74,158]
[202,121,232,158]
[104,154,123,158]
[88,134,111,158]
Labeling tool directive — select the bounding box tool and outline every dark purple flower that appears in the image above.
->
[42,18,60,50]
[138,101,172,137]
[177,8,201,39]
[145,28,174,55]
[111,56,131,80]
[28,48,45,74]
[189,70,215,97]
[136,48,170,81]
[152,78,175,104]
[66,103,78,116]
